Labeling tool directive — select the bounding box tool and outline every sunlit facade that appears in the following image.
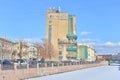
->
[46,8,77,61]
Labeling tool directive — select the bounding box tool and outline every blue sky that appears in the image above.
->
[0,0,120,54]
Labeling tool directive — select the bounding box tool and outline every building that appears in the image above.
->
[46,8,77,61]
[0,37,41,60]
[97,54,112,61]
[78,44,88,61]
[13,41,29,59]
[27,43,38,59]
[87,45,96,62]
[78,44,96,62]
[13,41,39,59]
[0,38,14,60]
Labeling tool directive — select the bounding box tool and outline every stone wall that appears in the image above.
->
[0,61,108,80]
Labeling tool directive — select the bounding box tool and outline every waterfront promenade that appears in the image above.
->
[27,65,120,80]
[0,61,107,80]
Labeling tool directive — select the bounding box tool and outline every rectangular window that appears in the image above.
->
[48,25,52,42]
[59,51,62,55]
[59,44,62,49]
[49,20,52,24]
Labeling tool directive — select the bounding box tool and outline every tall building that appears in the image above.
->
[46,8,77,61]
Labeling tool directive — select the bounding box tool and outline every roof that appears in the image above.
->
[0,37,13,43]
[97,54,112,56]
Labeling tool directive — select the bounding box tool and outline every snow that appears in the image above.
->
[26,65,120,80]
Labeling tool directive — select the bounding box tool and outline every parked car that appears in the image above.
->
[2,60,13,65]
[46,61,59,67]
[1,60,14,70]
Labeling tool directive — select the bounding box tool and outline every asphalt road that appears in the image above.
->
[26,65,120,80]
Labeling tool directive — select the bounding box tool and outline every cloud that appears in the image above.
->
[79,38,100,45]
[79,39,120,54]
[94,42,120,54]
[80,31,92,36]
[104,42,120,47]
[80,38,99,42]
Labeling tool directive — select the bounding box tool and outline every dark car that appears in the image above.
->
[2,60,12,65]
[28,60,37,68]
[1,60,14,70]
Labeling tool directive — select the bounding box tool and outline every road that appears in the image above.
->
[26,65,120,80]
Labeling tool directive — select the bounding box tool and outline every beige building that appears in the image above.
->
[0,38,14,60]
[13,41,38,59]
[27,43,38,59]
[13,41,29,59]
[0,38,40,60]
[46,8,77,61]
[87,45,96,62]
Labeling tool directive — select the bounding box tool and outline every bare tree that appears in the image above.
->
[45,39,57,61]
[17,41,22,59]
[11,50,17,59]
[35,39,56,61]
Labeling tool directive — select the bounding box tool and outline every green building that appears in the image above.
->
[78,44,96,62]
[78,45,88,60]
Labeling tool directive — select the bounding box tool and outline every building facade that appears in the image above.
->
[46,8,77,61]
[13,41,29,59]
[13,41,39,59]
[78,44,88,61]
[87,45,96,62]
[78,44,96,62]
[0,38,41,60]
[27,43,38,59]
[0,38,14,60]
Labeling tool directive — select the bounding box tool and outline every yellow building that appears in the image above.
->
[46,8,77,61]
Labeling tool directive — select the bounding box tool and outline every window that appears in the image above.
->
[59,44,62,49]
[59,51,62,55]
[50,15,52,18]
[49,20,52,23]
[48,25,52,42]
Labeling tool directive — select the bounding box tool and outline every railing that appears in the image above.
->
[0,61,101,70]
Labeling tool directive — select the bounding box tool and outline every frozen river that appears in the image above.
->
[26,65,120,80]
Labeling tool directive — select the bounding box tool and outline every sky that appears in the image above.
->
[0,0,120,54]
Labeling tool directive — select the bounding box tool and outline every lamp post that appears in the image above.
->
[1,42,4,60]
[2,49,3,60]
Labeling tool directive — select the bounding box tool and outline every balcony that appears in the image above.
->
[67,34,77,40]
[66,53,76,58]
[58,39,68,44]
[66,47,77,51]
[58,39,77,45]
